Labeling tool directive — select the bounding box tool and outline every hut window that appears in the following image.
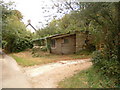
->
[51,39,56,47]
[64,39,69,43]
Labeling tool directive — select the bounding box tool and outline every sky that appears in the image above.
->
[6,0,60,32]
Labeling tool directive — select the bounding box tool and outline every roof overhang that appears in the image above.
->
[50,33,76,39]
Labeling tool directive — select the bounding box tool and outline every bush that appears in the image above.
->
[31,47,40,54]
[40,46,47,52]
[31,45,48,57]
[32,46,47,53]
[2,40,7,49]
[92,50,120,86]
[5,37,33,53]
[13,38,33,52]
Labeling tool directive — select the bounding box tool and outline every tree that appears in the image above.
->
[79,2,120,85]
[36,2,120,86]
[1,1,33,52]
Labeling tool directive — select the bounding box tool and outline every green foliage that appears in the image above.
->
[32,46,47,52]
[2,40,7,49]
[36,12,85,38]
[1,1,119,86]
[36,19,61,38]
[79,2,120,86]
[31,48,41,57]
[36,3,120,86]
[59,67,116,88]
[47,2,120,87]
[40,46,47,52]
[12,38,33,52]
[1,1,33,53]
[92,51,120,85]
[32,46,47,57]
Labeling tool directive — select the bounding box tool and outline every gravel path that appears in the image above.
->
[23,59,92,88]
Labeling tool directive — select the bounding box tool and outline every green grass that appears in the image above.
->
[69,54,91,59]
[11,55,43,66]
[58,67,116,88]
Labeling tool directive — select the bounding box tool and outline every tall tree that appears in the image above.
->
[1,1,33,52]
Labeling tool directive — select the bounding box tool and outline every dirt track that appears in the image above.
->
[1,55,31,88]
[23,59,92,88]
[1,53,92,88]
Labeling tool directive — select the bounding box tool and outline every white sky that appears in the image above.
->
[6,0,60,32]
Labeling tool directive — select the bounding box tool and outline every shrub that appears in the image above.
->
[31,47,40,54]
[2,40,7,49]
[40,46,47,52]
[92,50,120,86]
[11,37,33,52]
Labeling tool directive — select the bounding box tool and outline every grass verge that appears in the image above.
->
[10,50,91,67]
[58,67,116,88]
[11,55,44,66]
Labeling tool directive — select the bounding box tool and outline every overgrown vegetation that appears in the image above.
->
[82,2,120,86]
[38,2,120,87]
[92,50,120,86]
[1,0,120,87]
[58,67,117,88]
[31,46,92,58]
[1,1,33,53]
[11,50,91,67]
